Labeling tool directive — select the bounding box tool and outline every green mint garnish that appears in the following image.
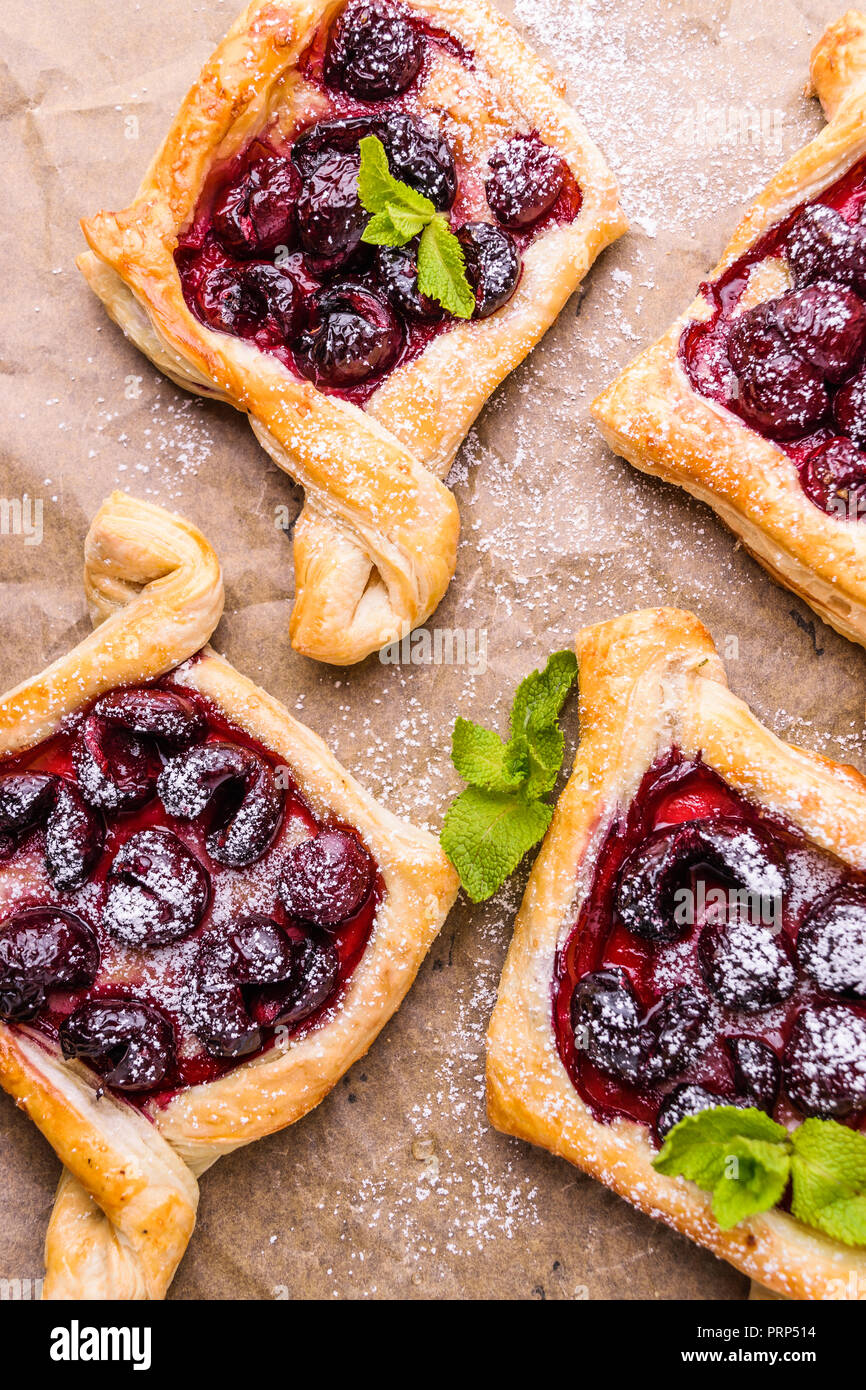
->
[440,649,578,902]
[357,135,475,319]
[653,1106,866,1246]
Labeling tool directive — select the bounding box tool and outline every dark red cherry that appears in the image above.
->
[194,265,266,336]
[73,715,161,811]
[797,887,866,998]
[195,982,263,1059]
[485,134,566,230]
[772,282,866,382]
[784,1004,866,1117]
[0,907,98,1021]
[375,240,443,321]
[643,986,708,1085]
[199,913,296,986]
[44,779,104,892]
[800,436,866,518]
[835,364,866,447]
[655,1083,723,1143]
[324,0,423,101]
[279,829,373,927]
[296,151,366,271]
[615,817,785,945]
[60,999,176,1092]
[245,263,306,341]
[727,1035,781,1112]
[94,688,206,748]
[726,301,784,375]
[457,223,521,320]
[292,116,377,178]
[213,154,300,258]
[157,742,282,869]
[786,204,866,293]
[0,772,57,856]
[294,282,402,388]
[379,113,457,211]
[736,349,829,440]
[698,913,796,1011]
[571,968,644,1081]
[103,828,210,948]
[249,936,340,1027]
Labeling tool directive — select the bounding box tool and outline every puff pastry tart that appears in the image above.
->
[77,0,625,667]
[592,13,866,649]
[487,607,866,1299]
[0,491,457,1299]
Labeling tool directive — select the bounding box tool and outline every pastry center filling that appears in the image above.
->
[680,156,866,520]
[175,0,581,404]
[553,750,866,1143]
[0,669,380,1100]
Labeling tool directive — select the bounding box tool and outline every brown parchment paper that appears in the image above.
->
[1,0,864,1301]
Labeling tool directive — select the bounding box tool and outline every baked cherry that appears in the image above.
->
[60,998,176,1092]
[279,828,373,926]
[457,223,521,320]
[195,265,267,337]
[797,887,866,998]
[324,0,424,102]
[246,263,307,341]
[0,907,99,1021]
[698,912,796,1011]
[572,968,706,1086]
[375,241,443,321]
[783,1003,866,1117]
[293,283,402,388]
[200,913,296,986]
[0,772,57,857]
[194,981,262,1060]
[44,779,104,892]
[74,717,160,812]
[773,282,866,382]
[485,134,566,230]
[727,1035,781,1111]
[786,203,866,293]
[158,742,282,869]
[726,301,784,375]
[212,153,300,258]
[379,113,457,210]
[103,827,210,948]
[250,936,340,1027]
[736,349,829,440]
[296,151,366,270]
[655,1082,723,1142]
[94,689,205,747]
[834,363,866,447]
[800,436,866,517]
[292,116,375,179]
[615,817,785,945]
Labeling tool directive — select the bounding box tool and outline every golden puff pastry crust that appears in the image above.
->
[77,0,626,666]
[0,492,458,1299]
[592,13,866,650]
[487,606,866,1301]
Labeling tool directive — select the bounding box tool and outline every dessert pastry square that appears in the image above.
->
[487,606,866,1299]
[592,12,866,649]
[0,492,457,1299]
[77,0,625,666]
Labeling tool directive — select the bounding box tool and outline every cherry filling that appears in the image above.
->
[0,673,382,1100]
[175,1,582,402]
[681,157,866,518]
[553,750,866,1142]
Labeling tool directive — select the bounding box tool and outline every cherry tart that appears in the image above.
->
[487,608,866,1300]
[0,493,457,1300]
[77,0,625,666]
[592,13,866,651]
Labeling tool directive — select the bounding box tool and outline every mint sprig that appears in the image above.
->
[357,135,475,319]
[653,1106,866,1246]
[440,650,578,902]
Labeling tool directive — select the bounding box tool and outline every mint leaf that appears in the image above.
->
[523,724,565,800]
[417,216,475,319]
[654,1107,791,1229]
[791,1118,866,1247]
[360,209,412,246]
[358,135,435,223]
[511,649,579,738]
[440,786,552,903]
[451,718,526,793]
